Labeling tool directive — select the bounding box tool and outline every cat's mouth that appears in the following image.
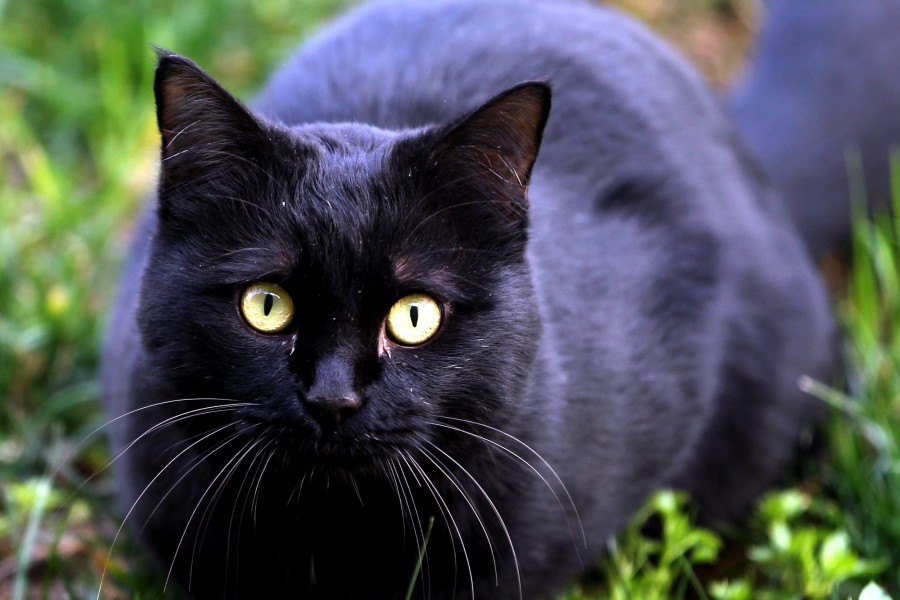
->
[275,432,416,480]
[229,396,427,473]
[234,414,411,470]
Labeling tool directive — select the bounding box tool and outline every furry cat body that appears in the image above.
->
[102,1,838,598]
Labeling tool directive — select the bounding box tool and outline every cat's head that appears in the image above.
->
[138,51,550,473]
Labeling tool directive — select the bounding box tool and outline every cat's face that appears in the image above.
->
[136,53,550,474]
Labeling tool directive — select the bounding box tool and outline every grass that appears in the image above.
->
[0,0,897,598]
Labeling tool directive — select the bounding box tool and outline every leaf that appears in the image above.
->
[859,582,893,600]
[819,531,851,576]
[769,522,792,552]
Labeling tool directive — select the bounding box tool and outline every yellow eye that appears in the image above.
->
[386,293,442,346]
[240,282,295,334]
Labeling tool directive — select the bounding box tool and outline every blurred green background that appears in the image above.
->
[1,0,898,598]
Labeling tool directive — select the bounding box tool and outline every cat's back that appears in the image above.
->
[257,0,793,254]
[257,0,718,150]
[256,0,686,129]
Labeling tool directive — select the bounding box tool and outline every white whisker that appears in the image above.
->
[251,443,279,526]
[166,432,264,592]
[61,398,251,494]
[189,433,268,590]
[402,450,473,600]
[225,435,276,586]
[435,417,586,552]
[385,458,430,596]
[96,420,239,600]
[418,443,500,588]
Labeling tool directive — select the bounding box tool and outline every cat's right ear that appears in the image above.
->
[423,82,551,234]
[153,49,265,194]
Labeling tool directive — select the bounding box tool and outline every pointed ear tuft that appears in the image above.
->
[153,49,264,169]
[428,82,551,228]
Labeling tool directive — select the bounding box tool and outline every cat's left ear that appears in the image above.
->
[427,82,551,229]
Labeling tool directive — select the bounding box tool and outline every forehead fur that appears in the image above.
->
[281,125,422,276]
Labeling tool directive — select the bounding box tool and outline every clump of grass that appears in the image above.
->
[710,489,885,599]
[820,154,900,593]
[562,488,887,600]
[592,491,722,599]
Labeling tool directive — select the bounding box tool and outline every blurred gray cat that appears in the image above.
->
[731,0,900,258]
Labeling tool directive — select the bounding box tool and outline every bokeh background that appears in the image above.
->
[2,1,898,598]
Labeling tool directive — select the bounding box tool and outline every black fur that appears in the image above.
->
[102,1,839,598]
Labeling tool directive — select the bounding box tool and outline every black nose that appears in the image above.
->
[304,392,361,428]
[304,354,362,429]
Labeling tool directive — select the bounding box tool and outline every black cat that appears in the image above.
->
[102,0,839,598]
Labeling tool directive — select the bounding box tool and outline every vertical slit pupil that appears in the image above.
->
[410,305,419,327]
[263,293,275,316]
